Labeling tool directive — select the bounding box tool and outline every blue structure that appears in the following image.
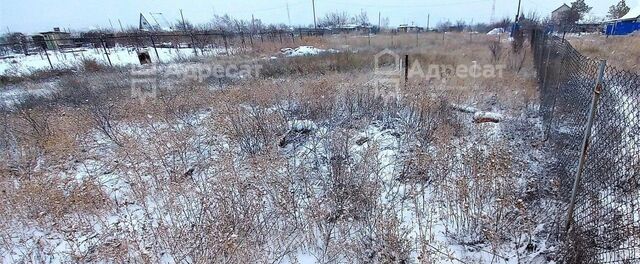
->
[605,20,640,35]
[605,6,640,36]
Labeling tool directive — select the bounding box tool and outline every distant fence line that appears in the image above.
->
[0,29,336,69]
[532,28,640,263]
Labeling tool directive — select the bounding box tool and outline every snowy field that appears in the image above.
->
[0,33,568,263]
[0,45,336,75]
[0,47,220,75]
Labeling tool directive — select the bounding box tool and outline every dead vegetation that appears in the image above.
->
[0,32,558,263]
[567,34,640,71]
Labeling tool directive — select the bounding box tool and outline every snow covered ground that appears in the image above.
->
[281,46,336,57]
[0,46,227,75]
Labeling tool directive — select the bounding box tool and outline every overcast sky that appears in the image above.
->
[0,0,635,33]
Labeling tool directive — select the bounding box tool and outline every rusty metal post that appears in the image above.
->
[404,54,409,84]
[41,44,54,70]
[100,36,113,67]
[565,59,607,233]
[149,34,160,62]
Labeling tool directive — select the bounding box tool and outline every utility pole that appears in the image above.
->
[427,14,430,31]
[118,19,124,32]
[287,2,291,26]
[312,0,317,28]
[252,14,255,31]
[181,9,198,56]
[378,12,381,30]
[180,9,187,30]
[515,0,522,22]
[490,0,496,24]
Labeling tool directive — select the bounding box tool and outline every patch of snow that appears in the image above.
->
[281,46,335,57]
[0,46,227,75]
[487,28,506,35]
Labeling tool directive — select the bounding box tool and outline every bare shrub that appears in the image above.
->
[488,40,503,64]
[80,58,106,72]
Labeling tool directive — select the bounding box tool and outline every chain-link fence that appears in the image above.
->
[532,28,640,263]
[0,29,328,71]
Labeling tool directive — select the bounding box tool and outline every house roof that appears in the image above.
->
[552,4,570,14]
[619,5,640,20]
[39,31,70,35]
[605,5,640,22]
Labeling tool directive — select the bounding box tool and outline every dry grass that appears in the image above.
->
[0,32,549,263]
[568,34,640,71]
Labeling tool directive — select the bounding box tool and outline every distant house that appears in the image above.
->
[551,4,571,23]
[574,22,602,33]
[397,24,423,33]
[330,24,371,33]
[33,27,72,50]
[605,5,640,35]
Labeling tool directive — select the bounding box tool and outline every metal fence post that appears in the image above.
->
[565,59,607,233]
[42,44,54,70]
[149,34,160,62]
[100,36,113,67]
[223,32,229,55]
[404,54,409,84]
[241,32,246,49]
[189,33,198,56]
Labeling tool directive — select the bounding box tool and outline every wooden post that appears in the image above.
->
[223,32,229,55]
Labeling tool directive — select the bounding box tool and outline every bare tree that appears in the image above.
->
[608,0,631,19]
[351,10,370,26]
[318,11,350,27]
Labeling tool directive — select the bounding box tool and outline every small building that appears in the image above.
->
[330,24,371,34]
[605,5,640,35]
[33,27,72,50]
[574,22,602,33]
[397,24,424,33]
[551,4,571,23]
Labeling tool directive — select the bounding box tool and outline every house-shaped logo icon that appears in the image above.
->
[374,48,401,75]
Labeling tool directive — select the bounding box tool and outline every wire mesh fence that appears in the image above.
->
[0,29,326,72]
[532,28,640,263]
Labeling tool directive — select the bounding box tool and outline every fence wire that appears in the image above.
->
[532,29,640,263]
[0,30,323,70]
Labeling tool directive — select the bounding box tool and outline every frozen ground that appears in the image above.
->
[0,46,227,75]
